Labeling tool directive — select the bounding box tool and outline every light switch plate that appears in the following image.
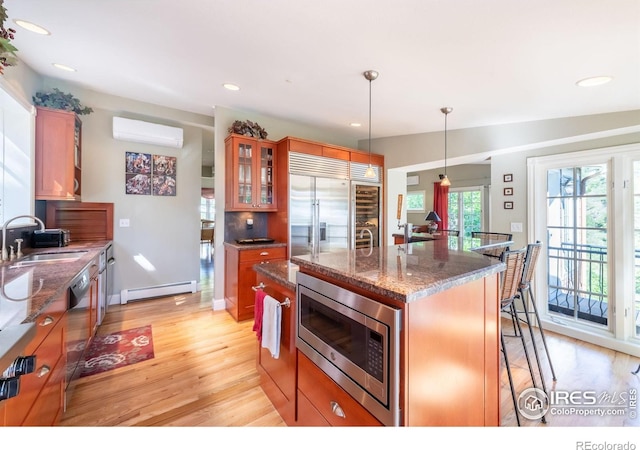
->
[510,222,523,233]
[119,218,130,227]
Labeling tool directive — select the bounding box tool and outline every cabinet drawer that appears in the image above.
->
[296,390,330,426]
[297,352,382,426]
[239,246,286,262]
[4,316,65,426]
[23,292,67,355]
[21,356,66,426]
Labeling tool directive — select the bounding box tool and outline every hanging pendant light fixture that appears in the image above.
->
[363,70,379,178]
[439,107,452,186]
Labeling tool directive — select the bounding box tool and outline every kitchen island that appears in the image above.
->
[290,239,505,426]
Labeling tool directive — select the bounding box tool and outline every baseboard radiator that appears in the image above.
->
[120,280,197,304]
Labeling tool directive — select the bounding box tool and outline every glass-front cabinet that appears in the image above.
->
[225,134,277,211]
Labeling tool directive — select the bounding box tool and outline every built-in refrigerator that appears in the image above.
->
[288,152,382,258]
[290,174,350,257]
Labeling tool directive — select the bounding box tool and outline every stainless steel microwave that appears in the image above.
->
[296,272,402,426]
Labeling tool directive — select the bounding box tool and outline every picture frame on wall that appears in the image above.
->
[504,187,513,196]
[503,173,513,182]
[504,201,514,210]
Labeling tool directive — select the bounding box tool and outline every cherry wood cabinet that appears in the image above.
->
[224,244,287,321]
[296,351,382,426]
[255,272,297,425]
[3,291,67,426]
[225,134,277,211]
[35,106,82,201]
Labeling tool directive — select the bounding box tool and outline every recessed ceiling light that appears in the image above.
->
[52,63,76,72]
[576,76,613,87]
[13,19,50,35]
[350,123,361,127]
[223,83,240,91]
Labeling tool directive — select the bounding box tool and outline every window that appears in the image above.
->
[406,190,426,212]
[448,187,483,250]
[529,144,640,353]
[200,196,215,221]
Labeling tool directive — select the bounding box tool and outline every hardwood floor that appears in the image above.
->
[59,256,640,427]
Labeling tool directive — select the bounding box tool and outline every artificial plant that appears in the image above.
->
[32,88,94,115]
[0,0,18,74]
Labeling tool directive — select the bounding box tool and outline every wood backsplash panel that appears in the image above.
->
[45,201,114,241]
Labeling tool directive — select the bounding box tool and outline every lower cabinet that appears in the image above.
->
[4,292,67,426]
[224,245,286,321]
[255,273,296,425]
[296,351,382,426]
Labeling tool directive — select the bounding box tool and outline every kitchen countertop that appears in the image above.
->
[223,241,287,251]
[291,240,505,303]
[253,260,299,292]
[0,241,111,370]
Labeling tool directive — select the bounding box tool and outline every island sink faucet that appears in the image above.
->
[1,215,46,261]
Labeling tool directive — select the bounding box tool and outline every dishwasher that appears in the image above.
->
[65,267,91,408]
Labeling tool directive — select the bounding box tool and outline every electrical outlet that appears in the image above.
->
[119,218,130,227]
[510,222,523,233]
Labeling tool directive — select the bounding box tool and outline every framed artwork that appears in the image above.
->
[125,152,151,195]
[125,152,177,196]
[504,187,513,196]
[504,201,514,210]
[152,155,177,196]
[503,173,513,182]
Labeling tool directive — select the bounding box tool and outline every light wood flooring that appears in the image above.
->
[59,253,640,427]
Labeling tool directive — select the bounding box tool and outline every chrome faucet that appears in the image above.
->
[359,228,374,248]
[1,215,46,261]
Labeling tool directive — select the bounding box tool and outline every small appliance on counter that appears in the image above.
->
[31,229,70,248]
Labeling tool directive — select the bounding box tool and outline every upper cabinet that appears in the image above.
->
[35,106,81,201]
[225,134,277,211]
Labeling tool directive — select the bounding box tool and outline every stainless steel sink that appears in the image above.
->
[9,250,88,268]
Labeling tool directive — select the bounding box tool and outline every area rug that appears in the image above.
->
[80,325,154,377]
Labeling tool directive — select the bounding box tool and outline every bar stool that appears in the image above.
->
[517,241,557,391]
[499,248,545,425]
[471,231,512,258]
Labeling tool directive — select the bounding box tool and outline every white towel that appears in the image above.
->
[261,294,281,359]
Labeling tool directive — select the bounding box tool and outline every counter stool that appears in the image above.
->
[499,248,545,425]
[516,241,557,393]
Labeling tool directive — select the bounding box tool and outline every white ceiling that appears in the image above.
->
[6,0,640,168]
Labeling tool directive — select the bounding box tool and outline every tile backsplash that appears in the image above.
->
[224,212,270,243]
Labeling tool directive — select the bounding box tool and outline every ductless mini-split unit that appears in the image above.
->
[112,116,184,148]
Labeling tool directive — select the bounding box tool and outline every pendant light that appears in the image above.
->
[363,70,379,178]
[439,107,452,186]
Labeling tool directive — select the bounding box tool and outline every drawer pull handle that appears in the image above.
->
[40,316,54,327]
[260,251,269,256]
[37,365,51,378]
[330,401,346,419]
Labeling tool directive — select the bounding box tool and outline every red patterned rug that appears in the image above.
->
[81,325,154,377]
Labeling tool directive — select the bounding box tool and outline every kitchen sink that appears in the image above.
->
[9,250,88,268]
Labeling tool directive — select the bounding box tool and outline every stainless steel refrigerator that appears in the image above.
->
[288,152,382,258]
[289,174,350,257]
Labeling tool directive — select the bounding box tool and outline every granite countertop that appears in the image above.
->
[291,240,505,303]
[0,240,111,370]
[253,260,299,292]
[223,241,287,250]
[0,241,112,324]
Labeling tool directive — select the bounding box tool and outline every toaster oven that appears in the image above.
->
[32,229,70,248]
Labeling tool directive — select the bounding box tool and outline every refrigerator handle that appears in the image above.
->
[313,200,320,255]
